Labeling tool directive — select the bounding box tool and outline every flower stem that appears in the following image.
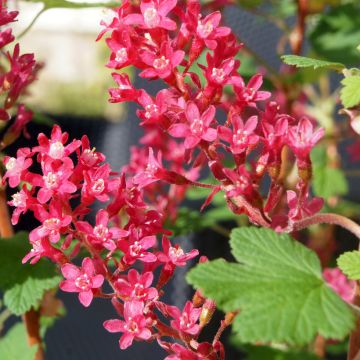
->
[293,213,360,240]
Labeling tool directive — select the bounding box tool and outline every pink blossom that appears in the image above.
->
[169,102,217,149]
[3,148,32,188]
[115,269,158,301]
[118,229,157,265]
[8,185,34,225]
[35,157,77,204]
[124,0,177,30]
[139,41,184,79]
[60,258,104,307]
[109,73,140,103]
[287,190,324,221]
[218,114,259,155]
[287,117,324,162]
[195,11,231,49]
[235,74,271,108]
[30,200,72,243]
[167,301,201,335]
[323,268,355,303]
[34,124,81,160]
[103,300,152,349]
[157,236,198,269]
[76,209,128,252]
[81,164,118,204]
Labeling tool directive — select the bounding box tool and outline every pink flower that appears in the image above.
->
[157,236,198,269]
[60,258,104,307]
[133,147,165,188]
[287,190,324,221]
[109,73,140,103]
[195,11,231,49]
[30,200,72,243]
[34,124,81,160]
[124,0,177,30]
[287,117,324,161]
[169,102,217,149]
[8,185,34,225]
[81,164,118,204]
[323,268,355,303]
[235,74,271,108]
[76,209,128,252]
[103,300,152,349]
[115,269,158,301]
[139,41,184,79]
[200,54,242,87]
[35,157,77,204]
[167,301,201,335]
[218,114,259,155]
[22,237,65,265]
[118,229,157,265]
[3,148,32,188]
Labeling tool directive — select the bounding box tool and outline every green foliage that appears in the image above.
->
[311,145,348,198]
[187,227,355,345]
[340,76,360,108]
[337,251,360,280]
[312,166,348,198]
[0,232,60,315]
[0,323,37,360]
[309,4,360,65]
[281,55,344,71]
[234,343,319,360]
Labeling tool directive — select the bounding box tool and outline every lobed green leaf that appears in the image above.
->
[187,227,355,345]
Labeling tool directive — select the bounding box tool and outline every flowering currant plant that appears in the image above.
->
[2,0,360,359]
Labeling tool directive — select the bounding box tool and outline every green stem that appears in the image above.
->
[18,8,46,39]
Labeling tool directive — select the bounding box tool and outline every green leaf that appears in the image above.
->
[309,4,360,65]
[0,232,61,315]
[233,343,319,360]
[340,76,360,108]
[312,166,348,198]
[337,251,360,280]
[281,55,344,71]
[0,323,37,360]
[187,227,355,345]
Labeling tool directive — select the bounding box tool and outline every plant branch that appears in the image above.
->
[292,213,360,240]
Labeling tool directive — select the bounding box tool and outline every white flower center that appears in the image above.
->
[197,20,214,38]
[49,141,64,159]
[145,104,159,119]
[5,157,16,171]
[129,241,142,257]
[115,48,128,63]
[44,217,60,230]
[143,7,160,28]
[75,273,91,291]
[11,192,25,207]
[211,68,226,83]
[169,246,184,258]
[94,224,109,240]
[153,56,170,70]
[92,178,105,193]
[44,172,58,189]
[190,118,204,135]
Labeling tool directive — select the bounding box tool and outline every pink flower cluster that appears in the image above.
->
[4,124,218,357]
[3,0,330,357]
[100,0,325,233]
[0,3,40,149]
